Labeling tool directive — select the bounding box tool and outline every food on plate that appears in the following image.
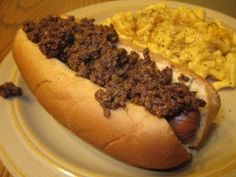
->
[12,15,220,170]
[104,3,236,90]
[0,82,22,98]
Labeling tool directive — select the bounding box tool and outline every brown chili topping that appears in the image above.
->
[0,82,22,98]
[22,15,206,120]
[178,74,190,82]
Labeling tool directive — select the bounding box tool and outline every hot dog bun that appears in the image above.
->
[12,24,220,170]
[120,40,221,148]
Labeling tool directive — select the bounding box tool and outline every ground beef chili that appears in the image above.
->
[0,82,22,98]
[178,74,190,82]
[22,15,206,120]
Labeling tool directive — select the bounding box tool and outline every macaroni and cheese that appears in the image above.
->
[104,3,236,89]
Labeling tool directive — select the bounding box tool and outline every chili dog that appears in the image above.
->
[12,16,220,170]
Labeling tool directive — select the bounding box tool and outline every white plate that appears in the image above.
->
[1,1,236,177]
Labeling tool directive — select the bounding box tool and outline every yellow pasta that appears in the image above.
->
[104,3,236,90]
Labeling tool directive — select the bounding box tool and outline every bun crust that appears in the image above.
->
[12,28,219,169]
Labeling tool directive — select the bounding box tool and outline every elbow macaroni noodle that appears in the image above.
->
[104,3,236,90]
